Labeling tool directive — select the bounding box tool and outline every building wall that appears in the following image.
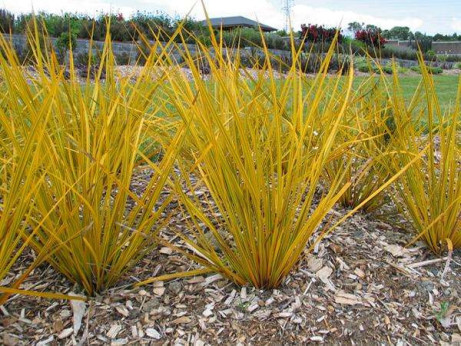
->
[385,38,461,55]
[432,41,461,55]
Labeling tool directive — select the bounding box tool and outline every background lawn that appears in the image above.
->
[353,75,460,113]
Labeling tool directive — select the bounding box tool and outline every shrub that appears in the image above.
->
[443,55,461,62]
[356,59,380,73]
[0,9,14,33]
[355,29,386,48]
[357,62,371,73]
[411,37,433,53]
[76,50,101,67]
[410,65,443,74]
[21,19,54,65]
[300,24,343,43]
[115,51,133,65]
[382,65,393,74]
[222,27,263,48]
[55,31,77,63]
[264,32,288,50]
[425,49,436,59]
[130,11,173,41]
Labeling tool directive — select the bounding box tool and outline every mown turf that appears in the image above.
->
[354,75,460,112]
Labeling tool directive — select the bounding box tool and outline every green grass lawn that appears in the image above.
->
[395,75,459,109]
[353,75,460,112]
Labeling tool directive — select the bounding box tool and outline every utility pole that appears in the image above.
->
[281,0,294,33]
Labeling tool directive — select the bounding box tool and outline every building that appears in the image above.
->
[385,40,461,55]
[200,16,277,32]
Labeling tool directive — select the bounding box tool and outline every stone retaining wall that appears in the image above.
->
[3,33,459,69]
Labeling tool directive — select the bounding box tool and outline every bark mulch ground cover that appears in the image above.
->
[0,169,459,345]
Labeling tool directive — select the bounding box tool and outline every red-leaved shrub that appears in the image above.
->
[355,29,386,47]
[300,24,343,43]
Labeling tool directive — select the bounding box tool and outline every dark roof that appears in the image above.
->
[201,16,277,32]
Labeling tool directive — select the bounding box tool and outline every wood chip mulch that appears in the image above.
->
[0,170,460,346]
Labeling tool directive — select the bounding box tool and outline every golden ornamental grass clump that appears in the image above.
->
[144,29,385,289]
[386,64,461,254]
[0,13,459,302]
[0,36,85,301]
[324,76,395,214]
[0,73,51,301]
[0,24,185,296]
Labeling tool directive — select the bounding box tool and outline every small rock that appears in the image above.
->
[240,287,247,300]
[418,280,434,293]
[195,340,205,346]
[247,303,259,313]
[335,291,362,305]
[384,244,408,257]
[70,297,86,335]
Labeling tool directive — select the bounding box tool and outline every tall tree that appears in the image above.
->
[347,21,364,33]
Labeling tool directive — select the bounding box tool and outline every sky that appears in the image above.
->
[3,0,461,35]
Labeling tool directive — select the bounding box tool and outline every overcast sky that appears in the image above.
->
[4,0,461,35]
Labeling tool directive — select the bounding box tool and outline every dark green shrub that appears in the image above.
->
[425,49,436,59]
[115,52,132,65]
[20,19,54,65]
[411,37,432,53]
[75,50,102,67]
[77,18,104,40]
[130,11,173,41]
[442,55,461,62]
[357,62,370,73]
[0,9,14,33]
[427,66,443,74]
[264,33,288,50]
[410,65,443,74]
[382,65,393,74]
[55,32,77,63]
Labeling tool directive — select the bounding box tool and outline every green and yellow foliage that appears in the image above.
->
[0,13,459,302]
[386,63,460,254]
[0,23,184,296]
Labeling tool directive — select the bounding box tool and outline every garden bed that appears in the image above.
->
[1,170,459,345]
